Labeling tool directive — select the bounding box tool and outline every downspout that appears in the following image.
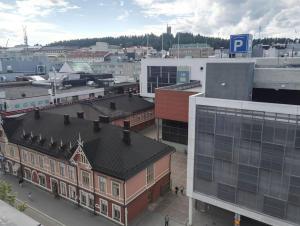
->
[92,170,96,215]
[17,144,23,178]
[123,180,127,226]
[75,163,80,207]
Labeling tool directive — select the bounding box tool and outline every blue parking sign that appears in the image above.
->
[230,34,252,53]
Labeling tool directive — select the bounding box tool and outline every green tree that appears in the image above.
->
[0,180,16,206]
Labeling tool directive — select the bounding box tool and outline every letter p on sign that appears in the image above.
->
[234,40,243,52]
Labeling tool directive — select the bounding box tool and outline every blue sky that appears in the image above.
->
[0,0,299,46]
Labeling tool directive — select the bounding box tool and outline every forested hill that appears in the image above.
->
[47,33,293,50]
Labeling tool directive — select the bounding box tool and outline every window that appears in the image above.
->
[112,204,121,221]
[82,171,90,187]
[88,195,94,209]
[68,166,75,180]
[112,182,120,198]
[39,156,44,168]
[50,160,55,174]
[9,147,15,157]
[80,154,89,164]
[100,199,108,216]
[147,164,154,184]
[99,176,106,193]
[80,191,87,205]
[39,174,46,187]
[59,163,65,177]
[24,169,31,180]
[60,182,67,196]
[69,185,76,200]
[30,153,35,165]
[22,150,27,162]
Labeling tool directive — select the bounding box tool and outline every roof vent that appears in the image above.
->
[110,102,116,110]
[123,130,131,145]
[64,114,70,125]
[34,108,40,119]
[93,120,100,132]
[77,112,84,119]
[99,115,110,123]
[123,120,130,130]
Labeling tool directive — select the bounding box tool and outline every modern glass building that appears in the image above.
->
[187,95,300,226]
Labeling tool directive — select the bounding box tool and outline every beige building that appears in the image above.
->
[169,43,214,58]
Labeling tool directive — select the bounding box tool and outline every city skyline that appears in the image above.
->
[0,0,299,46]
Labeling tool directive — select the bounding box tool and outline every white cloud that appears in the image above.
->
[120,0,124,6]
[133,0,300,38]
[0,0,80,46]
[116,10,129,21]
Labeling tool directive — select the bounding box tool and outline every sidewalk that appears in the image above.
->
[0,173,117,226]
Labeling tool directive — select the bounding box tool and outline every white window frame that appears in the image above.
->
[38,174,46,187]
[112,204,121,222]
[22,150,27,162]
[30,153,35,165]
[60,163,65,177]
[81,170,90,187]
[69,185,76,200]
[60,181,67,196]
[99,198,108,216]
[80,190,87,206]
[50,159,55,174]
[146,164,154,185]
[112,181,120,198]
[39,155,44,169]
[68,166,74,180]
[9,147,15,157]
[99,176,106,193]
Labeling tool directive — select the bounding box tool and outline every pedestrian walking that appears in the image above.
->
[175,186,179,195]
[180,185,184,195]
[28,192,32,201]
[165,215,169,226]
[18,177,23,187]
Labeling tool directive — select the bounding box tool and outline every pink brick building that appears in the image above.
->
[0,110,173,225]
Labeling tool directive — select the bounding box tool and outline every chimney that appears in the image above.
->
[99,115,110,123]
[110,102,116,110]
[123,120,130,130]
[34,108,40,119]
[77,112,84,119]
[123,130,131,145]
[93,120,100,132]
[64,114,70,125]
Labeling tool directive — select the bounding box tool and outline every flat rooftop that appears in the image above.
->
[0,84,104,99]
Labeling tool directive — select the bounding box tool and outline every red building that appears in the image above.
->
[155,82,201,144]
[0,110,173,225]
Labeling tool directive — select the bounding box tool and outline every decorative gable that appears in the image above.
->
[70,133,92,169]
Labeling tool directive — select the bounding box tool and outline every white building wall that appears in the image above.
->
[187,94,300,226]
[140,58,255,98]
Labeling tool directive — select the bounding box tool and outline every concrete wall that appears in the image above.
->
[205,62,254,100]
[254,68,300,90]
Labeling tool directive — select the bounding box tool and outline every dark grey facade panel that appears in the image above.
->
[205,63,254,100]
[237,164,258,193]
[288,176,300,206]
[214,135,233,161]
[217,183,236,203]
[194,105,300,225]
[263,196,286,219]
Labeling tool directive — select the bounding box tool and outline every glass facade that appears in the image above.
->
[162,119,188,144]
[194,105,300,225]
[147,66,177,93]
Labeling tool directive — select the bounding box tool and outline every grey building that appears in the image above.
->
[187,58,300,226]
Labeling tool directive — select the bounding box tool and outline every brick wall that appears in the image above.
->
[155,89,197,122]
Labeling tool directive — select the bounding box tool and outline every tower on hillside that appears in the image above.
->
[167,24,171,35]
[23,25,28,46]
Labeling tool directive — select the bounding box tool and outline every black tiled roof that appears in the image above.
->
[3,112,173,180]
[45,94,154,121]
